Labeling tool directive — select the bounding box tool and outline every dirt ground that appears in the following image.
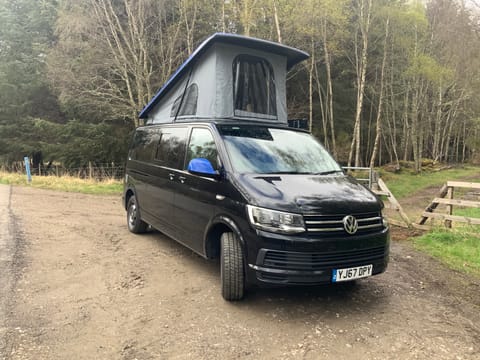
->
[1,185,480,359]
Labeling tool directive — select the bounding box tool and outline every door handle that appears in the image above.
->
[169,173,175,181]
[178,176,186,184]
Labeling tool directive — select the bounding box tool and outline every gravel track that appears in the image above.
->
[1,185,479,359]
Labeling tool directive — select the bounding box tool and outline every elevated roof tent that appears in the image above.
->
[139,32,309,125]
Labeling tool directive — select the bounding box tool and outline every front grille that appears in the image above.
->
[304,212,383,235]
[262,246,386,271]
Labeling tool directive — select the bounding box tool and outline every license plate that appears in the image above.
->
[332,264,373,282]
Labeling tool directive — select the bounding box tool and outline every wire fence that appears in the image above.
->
[0,162,125,181]
[3,162,377,185]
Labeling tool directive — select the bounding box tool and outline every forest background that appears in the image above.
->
[1,0,480,172]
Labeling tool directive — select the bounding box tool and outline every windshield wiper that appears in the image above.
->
[265,170,343,175]
[315,170,344,175]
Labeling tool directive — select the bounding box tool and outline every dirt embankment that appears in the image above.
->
[1,185,479,359]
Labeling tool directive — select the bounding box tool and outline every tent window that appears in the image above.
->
[171,83,198,117]
[233,55,276,117]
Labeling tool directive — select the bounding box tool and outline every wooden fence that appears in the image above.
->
[416,181,480,229]
[343,167,412,228]
[372,178,411,228]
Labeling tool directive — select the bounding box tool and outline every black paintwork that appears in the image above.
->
[235,173,380,214]
[124,120,390,287]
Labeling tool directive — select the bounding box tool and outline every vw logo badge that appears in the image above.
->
[343,215,358,235]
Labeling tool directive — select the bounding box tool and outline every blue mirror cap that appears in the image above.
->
[187,158,217,175]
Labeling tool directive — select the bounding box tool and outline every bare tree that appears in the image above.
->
[369,17,389,168]
[49,0,186,127]
[272,0,282,43]
[348,0,372,167]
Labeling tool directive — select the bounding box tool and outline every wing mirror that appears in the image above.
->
[187,158,220,179]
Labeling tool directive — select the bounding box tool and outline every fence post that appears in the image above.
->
[89,161,93,179]
[445,186,453,228]
[24,156,32,183]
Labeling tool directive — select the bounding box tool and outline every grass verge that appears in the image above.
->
[454,207,480,218]
[0,171,123,195]
[380,166,479,199]
[414,227,480,277]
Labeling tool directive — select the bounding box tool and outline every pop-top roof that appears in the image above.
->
[139,33,309,119]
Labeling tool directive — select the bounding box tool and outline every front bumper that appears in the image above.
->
[244,228,390,287]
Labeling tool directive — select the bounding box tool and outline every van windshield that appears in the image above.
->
[218,125,342,174]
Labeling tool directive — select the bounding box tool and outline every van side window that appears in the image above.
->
[186,128,219,170]
[130,129,157,162]
[155,127,188,169]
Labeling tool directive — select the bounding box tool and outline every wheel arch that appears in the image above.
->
[124,188,135,210]
[204,216,246,260]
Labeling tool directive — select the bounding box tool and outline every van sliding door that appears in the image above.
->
[173,127,220,254]
[149,127,188,237]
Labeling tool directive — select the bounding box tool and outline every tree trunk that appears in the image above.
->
[314,62,328,149]
[308,39,314,133]
[432,83,443,162]
[272,0,282,43]
[348,0,372,167]
[402,83,410,162]
[370,17,389,168]
[322,13,337,159]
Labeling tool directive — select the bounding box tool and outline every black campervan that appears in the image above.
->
[123,33,390,301]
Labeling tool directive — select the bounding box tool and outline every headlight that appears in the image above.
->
[381,211,389,229]
[246,205,305,234]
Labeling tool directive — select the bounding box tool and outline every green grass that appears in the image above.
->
[454,207,480,218]
[379,166,480,277]
[0,171,123,195]
[414,227,480,277]
[380,166,480,199]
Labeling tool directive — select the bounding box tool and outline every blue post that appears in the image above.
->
[24,156,32,183]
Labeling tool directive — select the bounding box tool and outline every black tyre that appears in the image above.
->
[127,196,148,234]
[220,232,245,301]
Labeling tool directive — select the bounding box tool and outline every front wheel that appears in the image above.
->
[127,196,148,234]
[220,232,245,301]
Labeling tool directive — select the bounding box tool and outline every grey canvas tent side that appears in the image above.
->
[139,33,309,125]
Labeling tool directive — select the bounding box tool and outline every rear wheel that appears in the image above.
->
[127,196,148,234]
[220,232,245,301]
